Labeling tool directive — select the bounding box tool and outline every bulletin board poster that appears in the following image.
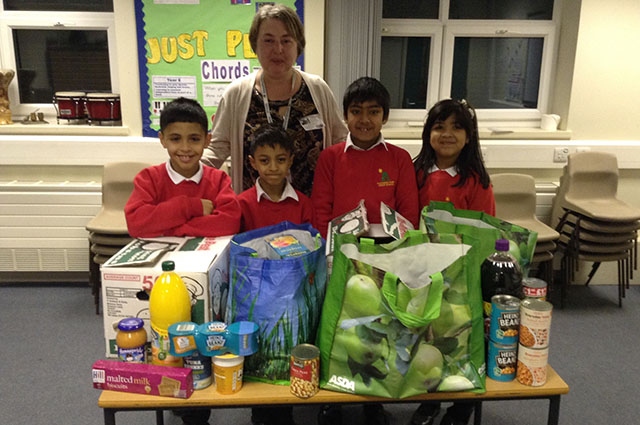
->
[134,0,304,137]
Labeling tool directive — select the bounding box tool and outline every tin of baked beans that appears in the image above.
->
[522,277,548,300]
[489,294,520,345]
[487,339,517,382]
[516,344,549,386]
[519,298,552,349]
[290,343,320,398]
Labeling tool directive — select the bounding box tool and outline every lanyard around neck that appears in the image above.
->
[260,70,296,130]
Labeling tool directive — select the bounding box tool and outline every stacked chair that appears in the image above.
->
[85,161,150,314]
[550,151,640,307]
[492,173,560,298]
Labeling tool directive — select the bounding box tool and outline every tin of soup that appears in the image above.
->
[517,344,549,386]
[522,277,548,300]
[487,339,517,382]
[489,294,520,344]
[290,343,320,398]
[519,298,553,349]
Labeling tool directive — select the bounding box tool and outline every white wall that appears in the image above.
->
[1,0,640,286]
[567,0,640,140]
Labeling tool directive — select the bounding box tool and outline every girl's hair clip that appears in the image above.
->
[459,99,475,119]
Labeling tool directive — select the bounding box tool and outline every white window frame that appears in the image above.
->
[0,10,118,121]
[379,3,560,129]
[380,19,443,124]
[439,21,557,127]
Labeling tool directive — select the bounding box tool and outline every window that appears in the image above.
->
[0,1,116,122]
[378,0,558,127]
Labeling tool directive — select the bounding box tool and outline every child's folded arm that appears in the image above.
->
[125,194,202,238]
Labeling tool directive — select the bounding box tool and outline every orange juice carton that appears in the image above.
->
[92,359,193,398]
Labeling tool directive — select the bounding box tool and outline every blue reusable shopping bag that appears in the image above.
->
[227,221,327,384]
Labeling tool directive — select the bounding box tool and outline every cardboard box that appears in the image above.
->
[101,236,231,358]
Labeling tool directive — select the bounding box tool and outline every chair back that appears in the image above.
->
[102,161,150,211]
[492,173,537,221]
[565,151,619,200]
[86,161,150,233]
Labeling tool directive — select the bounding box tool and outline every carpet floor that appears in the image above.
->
[1,281,638,425]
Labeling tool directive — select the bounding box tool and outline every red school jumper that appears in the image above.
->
[237,184,314,232]
[312,141,419,238]
[417,168,495,215]
[125,164,241,238]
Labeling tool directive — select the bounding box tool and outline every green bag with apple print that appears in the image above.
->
[317,231,486,398]
[421,201,537,276]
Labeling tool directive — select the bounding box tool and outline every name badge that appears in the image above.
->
[299,114,325,131]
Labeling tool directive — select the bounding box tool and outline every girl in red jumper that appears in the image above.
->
[414,98,494,216]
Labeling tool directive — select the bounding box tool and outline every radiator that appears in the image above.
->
[0,180,101,276]
[533,182,558,226]
[0,180,558,277]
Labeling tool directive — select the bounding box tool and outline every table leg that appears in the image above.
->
[547,395,561,425]
[155,409,165,425]
[473,401,483,425]
[103,408,116,425]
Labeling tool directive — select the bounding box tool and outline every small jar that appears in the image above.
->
[116,317,148,363]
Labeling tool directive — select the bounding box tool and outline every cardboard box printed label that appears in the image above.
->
[101,236,231,358]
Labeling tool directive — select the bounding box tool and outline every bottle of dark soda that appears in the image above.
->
[481,239,523,319]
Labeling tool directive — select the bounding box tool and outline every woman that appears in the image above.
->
[202,4,347,197]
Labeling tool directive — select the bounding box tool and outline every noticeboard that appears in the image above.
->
[134,0,304,137]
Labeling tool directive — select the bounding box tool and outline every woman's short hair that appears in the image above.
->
[248,3,306,57]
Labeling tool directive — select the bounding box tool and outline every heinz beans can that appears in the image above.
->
[487,339,517,381]
[489,294,520,344]
[290,344,319,398]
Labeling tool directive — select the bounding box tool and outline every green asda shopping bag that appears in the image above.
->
[422,201,537,274]
[317,231,486,398]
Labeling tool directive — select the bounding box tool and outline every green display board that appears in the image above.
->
[134,0,303,137]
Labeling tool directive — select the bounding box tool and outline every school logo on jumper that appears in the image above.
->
[377,168,395,187]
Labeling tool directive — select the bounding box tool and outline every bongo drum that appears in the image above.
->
[53,91,86,123]
[85,93,121,125]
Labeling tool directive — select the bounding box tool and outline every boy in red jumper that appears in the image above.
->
[311,76,419,240]
[125,97,240,239]
[313,77,419,425]
[237,124,313,232]
[237,124,312,425]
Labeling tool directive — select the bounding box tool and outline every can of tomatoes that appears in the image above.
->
[522,277,548,300]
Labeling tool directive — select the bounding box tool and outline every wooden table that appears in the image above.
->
[98,366,569,425]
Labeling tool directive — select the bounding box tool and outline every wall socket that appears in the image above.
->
[553,147,570,163]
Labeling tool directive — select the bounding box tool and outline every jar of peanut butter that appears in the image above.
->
[116,317,148,363]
